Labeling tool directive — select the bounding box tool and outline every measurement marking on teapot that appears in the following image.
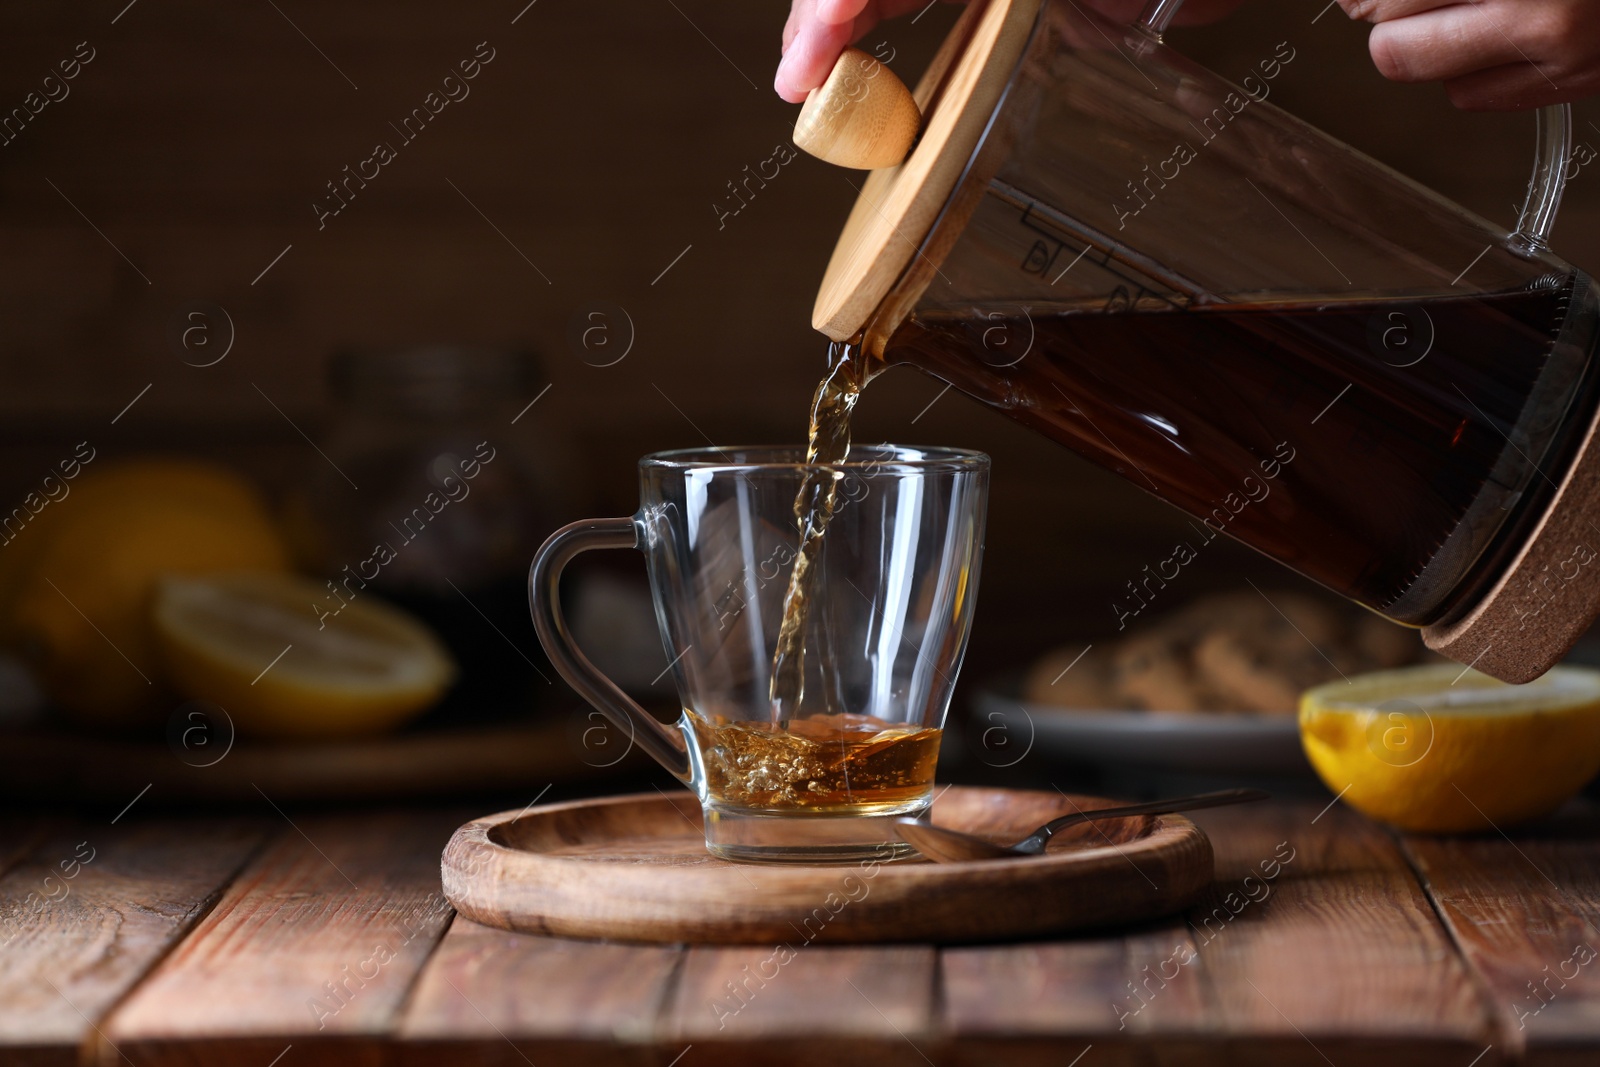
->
[1005,186,1202,303]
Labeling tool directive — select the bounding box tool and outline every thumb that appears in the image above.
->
[775,17,858,102]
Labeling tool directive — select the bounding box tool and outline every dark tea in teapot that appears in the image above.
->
[879,280,1597,629]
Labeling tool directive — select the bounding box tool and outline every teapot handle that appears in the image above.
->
[1135,0,1572,255]
[1514,102,1571,252]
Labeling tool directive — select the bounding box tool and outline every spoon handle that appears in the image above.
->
[1029,788,1270,847]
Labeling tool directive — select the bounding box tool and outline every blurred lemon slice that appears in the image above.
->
[0,458,291,727]
[1300,663,1600,832]
[154,573,455,740]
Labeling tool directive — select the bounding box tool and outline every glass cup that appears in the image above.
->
[529,445,989,862]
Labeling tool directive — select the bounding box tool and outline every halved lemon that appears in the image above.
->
[1300,664,1600,832]
[153,572,455,740]
[0,458,292,727]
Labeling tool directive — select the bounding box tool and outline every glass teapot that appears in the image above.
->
[793,0,1600,683]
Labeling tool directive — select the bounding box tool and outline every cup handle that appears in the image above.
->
[1133,3,1572,256]
[529,517,691,781]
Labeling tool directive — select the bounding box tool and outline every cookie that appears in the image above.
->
[1023,644,1119,709]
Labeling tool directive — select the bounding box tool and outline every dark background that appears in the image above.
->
[3,0,1599,690]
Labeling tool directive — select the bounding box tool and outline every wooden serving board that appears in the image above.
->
[442,785,1214,944]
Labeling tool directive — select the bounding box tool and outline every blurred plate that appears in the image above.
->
[972,674,1311,777]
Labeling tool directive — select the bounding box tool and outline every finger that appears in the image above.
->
[1367,6,1534,82]
[1444,60,1571,110]
[816,0,873,25]
[776,17,860,101]
[783,0,816,55]
[1339,0,1457,23]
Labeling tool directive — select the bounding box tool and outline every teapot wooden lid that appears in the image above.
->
[805,0,1043,341]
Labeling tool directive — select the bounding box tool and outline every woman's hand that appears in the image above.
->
[1341,0,1600,109]
[777,0,943,103]
[777,0,1600,111]
[775,0,1245,103]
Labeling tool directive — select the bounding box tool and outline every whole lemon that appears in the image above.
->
[0,458,291,727]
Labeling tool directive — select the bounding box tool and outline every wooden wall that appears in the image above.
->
[3,0,1599,677]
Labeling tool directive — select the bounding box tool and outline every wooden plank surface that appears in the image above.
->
[398,916,682,1067]
[0,818,264,1067]
[943,922,1208,1067]
[98,808,468,1067]
[0,798,1581,1065]
[661,945,937,1066]
[1183,802,1497,1067]
[942,800,1499,1067]
[1403,802,1600,1067]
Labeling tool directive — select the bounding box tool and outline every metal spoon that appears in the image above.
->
[894,788,1269,863]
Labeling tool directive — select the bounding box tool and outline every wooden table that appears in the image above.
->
[5,796,1600,1067]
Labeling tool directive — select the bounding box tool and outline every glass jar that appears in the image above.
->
[291,345,556,720]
